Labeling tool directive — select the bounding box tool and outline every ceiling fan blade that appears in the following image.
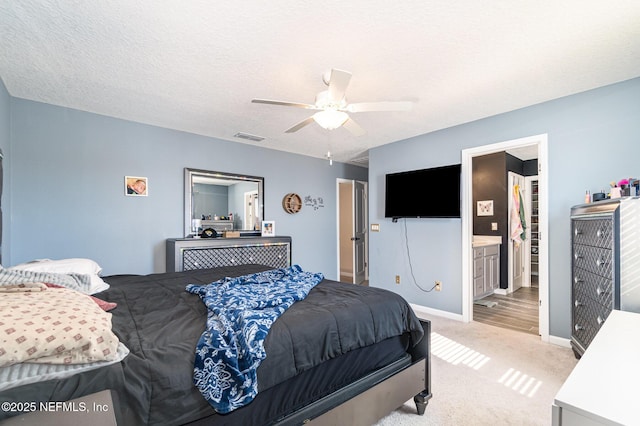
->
[285,116,315,133]
[327,69,352,103]
[346,101,413,113]
[252,99,317,109]
[342,117,366,136]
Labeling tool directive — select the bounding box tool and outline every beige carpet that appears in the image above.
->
[374,313,578,426]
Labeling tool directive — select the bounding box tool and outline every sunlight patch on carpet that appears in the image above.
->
[498,367,543,398]
[431,332,490,370]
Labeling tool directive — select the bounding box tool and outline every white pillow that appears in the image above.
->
[8,258,109,294]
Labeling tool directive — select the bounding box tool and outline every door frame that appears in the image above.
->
[336,178,368,283]
[461,134,549,341]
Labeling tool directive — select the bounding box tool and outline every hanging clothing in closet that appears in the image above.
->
[510,184,527,245]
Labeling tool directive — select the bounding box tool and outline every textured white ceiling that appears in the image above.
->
[1,1,639,165]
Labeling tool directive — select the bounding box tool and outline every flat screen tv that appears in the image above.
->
[385,164,461,219]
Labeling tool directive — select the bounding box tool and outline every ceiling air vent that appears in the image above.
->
[234,132,265,142]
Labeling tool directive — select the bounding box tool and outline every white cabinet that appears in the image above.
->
[473,244,500,299]
[553,310,640,425]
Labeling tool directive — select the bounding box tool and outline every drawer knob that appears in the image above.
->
[574,300,583,307]
[574,252,583,260]
[574,324,584,331]
[574,228,582,236]
[597,316,604,326]
[596,258,605,267]
[596,286,607,297]
[574,277,583,284]
[597,229,603,237]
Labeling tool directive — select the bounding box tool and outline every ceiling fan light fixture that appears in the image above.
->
[253,68,412,135]
[313,109,349,130]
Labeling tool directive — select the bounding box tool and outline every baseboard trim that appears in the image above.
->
[410,304,464,322]
[548,335,571,348]
[410,303,572,348]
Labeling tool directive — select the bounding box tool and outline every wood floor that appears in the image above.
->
[473,284,539,336]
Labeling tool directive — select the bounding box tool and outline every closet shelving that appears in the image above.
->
[530,180,539,277]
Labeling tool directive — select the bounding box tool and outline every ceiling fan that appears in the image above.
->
[251,69,412,136]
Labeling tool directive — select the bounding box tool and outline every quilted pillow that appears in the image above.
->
[8,258,109,294]
[0,287,120,367]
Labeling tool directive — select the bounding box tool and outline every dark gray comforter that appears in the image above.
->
[0,265,424,425]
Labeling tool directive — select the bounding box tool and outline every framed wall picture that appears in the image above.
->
[477,200,493,216]
[261,220,275,237]
[125,176,148,196]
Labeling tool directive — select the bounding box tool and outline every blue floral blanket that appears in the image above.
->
[185,265,324,413]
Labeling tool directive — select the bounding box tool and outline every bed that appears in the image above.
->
[0,263,431,425]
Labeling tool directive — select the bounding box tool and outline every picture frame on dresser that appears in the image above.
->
[261,220,275,237]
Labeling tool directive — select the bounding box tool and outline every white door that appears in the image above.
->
[353,181,367,284]
[337,179,368,284]
[245,191,259,231]
[508,172,525,293]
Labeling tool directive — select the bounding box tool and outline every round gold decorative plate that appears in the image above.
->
[282,193,302,214]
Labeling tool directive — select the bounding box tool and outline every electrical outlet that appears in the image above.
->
[435,280,442,291]
[395,275,400,284]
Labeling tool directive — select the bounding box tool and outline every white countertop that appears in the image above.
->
[472,235,502,247]
[553,310,640,425]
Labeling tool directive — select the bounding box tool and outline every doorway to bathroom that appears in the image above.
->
[461,134,549,341]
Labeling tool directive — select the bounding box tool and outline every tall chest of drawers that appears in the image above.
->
[570,198,640,358]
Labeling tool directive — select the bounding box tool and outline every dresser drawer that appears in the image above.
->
[572,270,613,310]
[572,297,612,350]
[573,244,613,278]
[572,217,614,249]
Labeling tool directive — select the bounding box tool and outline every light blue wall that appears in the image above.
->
[7,98,367,276]
[369,77,640,339]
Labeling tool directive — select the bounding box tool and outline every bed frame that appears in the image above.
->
[278,320,431,425]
